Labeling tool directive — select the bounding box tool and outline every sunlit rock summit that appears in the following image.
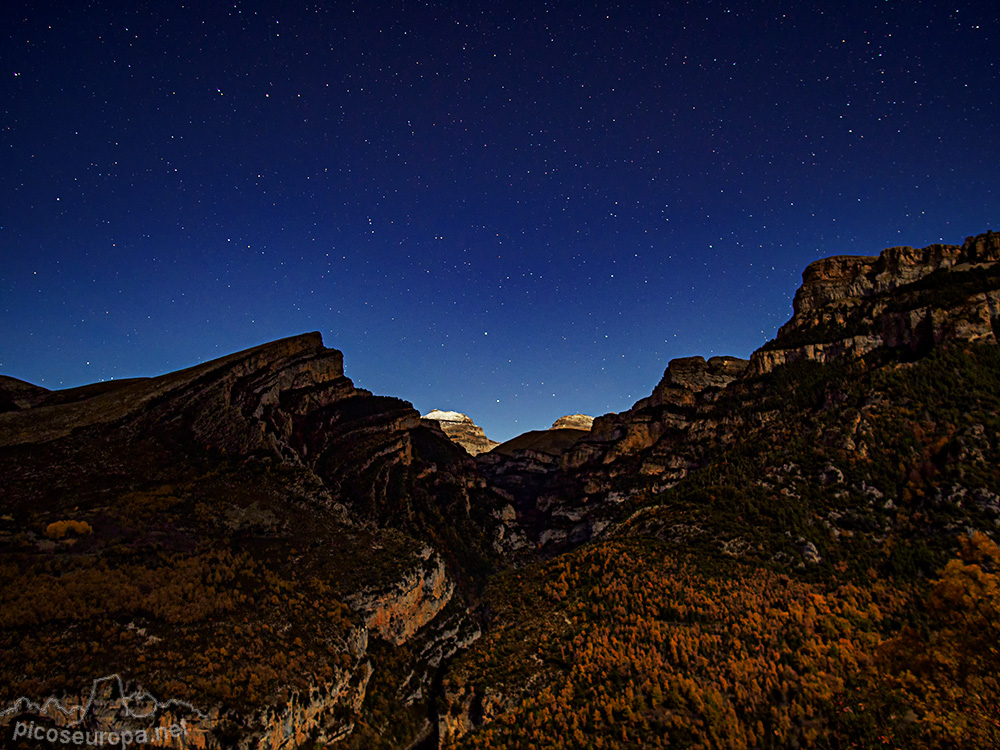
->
[422,409,499,455]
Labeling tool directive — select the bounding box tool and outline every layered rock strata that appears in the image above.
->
[551,414,594,430]
[750,231,1000,374]
[422,409,500,455]
[0,333,506,750]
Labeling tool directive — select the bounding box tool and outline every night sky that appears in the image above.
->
[2,1,997,442]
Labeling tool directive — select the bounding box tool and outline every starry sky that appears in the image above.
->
[2,1,997,442]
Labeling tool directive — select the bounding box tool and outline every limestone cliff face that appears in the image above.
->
[4,654,374,750]
[423,409,500,455]
[0,332,357,450]
[551,414,594,430]
[476,357,749,556]
[345,547,455,646]
[470,232,1000,562]
[750,231,1000,375]
[567,355,748,470]
[791,243,962,315]
[557,233,998,484]
[438,682,514,748]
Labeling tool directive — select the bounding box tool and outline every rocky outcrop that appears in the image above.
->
[4,231,998,750]
[551,414,594,431]
[0,333,510,750]
[475,356,749,555]
[750,231,1000,375]
[647,356,748,406]
[345,547,454,646]
[567,355,748,469]
[422,410,500,455]
[438,682,516,748]
[470,233,1000,562]
[0,332,357,449]
[790,243,963,316]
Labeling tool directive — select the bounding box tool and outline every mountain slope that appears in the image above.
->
[422,410,500,456]
[1,232,998,749]
[440,232,1000,749]
[0,333,510,749]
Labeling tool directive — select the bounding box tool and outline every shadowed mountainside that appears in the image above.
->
[421,410,499,456]
[0,332,515,749]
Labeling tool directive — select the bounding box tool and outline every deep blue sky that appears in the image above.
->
[2,1,997,442]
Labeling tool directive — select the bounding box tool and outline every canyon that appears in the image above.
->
[1,231,998,749]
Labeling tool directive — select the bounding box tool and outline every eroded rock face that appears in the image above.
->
[551,414,594,430]
[0,332,356,450]
[438,682,514,747]
[791,242,962,316]
[469,233,1000,562]
[476,355,750,556]
[750,231,1000,375]
[345,548,455,646]
[0,333,508,750]
[645,356,749,410]
[423,409,500,455]
[567,355,748,469]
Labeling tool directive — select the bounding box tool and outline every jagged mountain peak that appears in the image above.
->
[551,414,594,430]
[422,409,499,456]
[4,233,1000,750]
[750,230,1000,375]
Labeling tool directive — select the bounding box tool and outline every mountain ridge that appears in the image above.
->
[421,410,500,456]
[1,230,998,749]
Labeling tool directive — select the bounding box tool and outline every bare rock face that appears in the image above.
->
[791,243,962,316]
[644,356,749,410]
[477,357,750,556]
[568,355,748,469]
[551,414,594,430]
[750,231,1000,375]
[345,548,455,646]
[0,332,355,450]
[422,409,499,455]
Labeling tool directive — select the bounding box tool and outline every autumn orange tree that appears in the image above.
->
[878,532,1000,747]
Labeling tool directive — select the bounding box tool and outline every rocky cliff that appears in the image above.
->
[553,231,999,480]
[472,354,750,555]
[346,547,455,646]
[4,231,1000,750]
[562,354,748,475]
[422,410,499,455]
[0,333,507,750]
[434,235,1000,748]
[750,231,1000,374]
[480,231,1000,558]
[550,414,594,431]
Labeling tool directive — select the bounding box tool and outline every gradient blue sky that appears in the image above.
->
[2,0,997,442]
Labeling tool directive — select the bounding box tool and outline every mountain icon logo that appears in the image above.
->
[0,674,207,728]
